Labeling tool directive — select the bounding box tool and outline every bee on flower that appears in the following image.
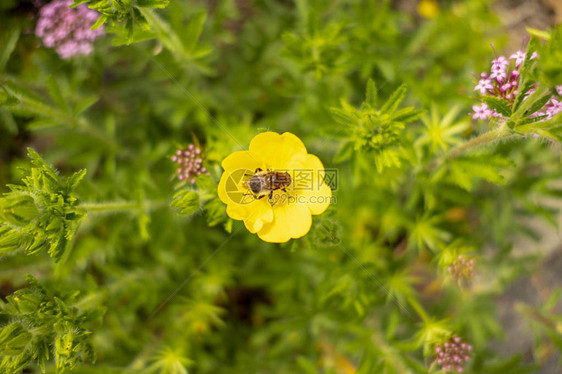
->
[218,132,332,243]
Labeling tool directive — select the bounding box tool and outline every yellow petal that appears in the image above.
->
[249,132,308,169]
[226,200,273,233]
[244,202,274,233]
[221,150,262,172]
[257,203,312,243]
[218,170,242,205]
[218,171,230,205]
[300,182,332,215]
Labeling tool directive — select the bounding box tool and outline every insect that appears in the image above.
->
[244,168,292,200]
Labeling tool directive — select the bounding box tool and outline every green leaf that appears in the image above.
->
[392,107,425,123]
[46,75,69,113]
[334,141,354,163]
[381,84,407,114]
[73,96,99,116]
[0,109,18,134]
[524,93,552,117]
[483,96,512,117]
[90,14,107,30]
[136,0,170,8]
[365,78,377,107]
[133,7,151,31]
[0,323,31,355]
[170,190,200,216]
[329,107,354,126]
[0,27,20,73]
[538,25,562,87]
[183,12,207,53]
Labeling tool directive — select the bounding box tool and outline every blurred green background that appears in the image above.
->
[1,0,562,373]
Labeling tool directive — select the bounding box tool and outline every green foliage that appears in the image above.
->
[170,190,200,217]
[537,25,562,87]
[331,80,425,172]
[72,0,169,43]
[0,275,102,373]
[1,1,562,373]
[0,148,86,261]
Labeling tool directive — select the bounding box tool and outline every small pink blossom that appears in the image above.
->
[546,98,562,118]
[472,103,492,120]
[172,144,211,184]
[509,50,526,67]
[491,56,509,69]
[474,78,493,95]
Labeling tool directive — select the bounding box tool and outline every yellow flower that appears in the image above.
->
[417,0,440,19]
[218,132,332,243]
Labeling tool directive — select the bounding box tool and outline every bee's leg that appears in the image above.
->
[257,194,266,200]
[255,168,263,173]
[282,188,287,192]
[269,191,273,200]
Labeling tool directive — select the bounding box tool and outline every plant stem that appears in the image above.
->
[444,125,514,159]
[429,124,518,170]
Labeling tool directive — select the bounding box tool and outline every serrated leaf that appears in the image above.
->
[524,93,552,117]
[483,96,512,117]
[392,108,425,123]
[67,169,87,191]
[0,27,20,73]
[515,114,549,130]
[73,96,99,116]
[329,107,353,126]
[136,0,170,8]
[365,78,377,107]
[90,15,107,30]
[70,0,90,8]
[512,80,534,112]
[133,7,151,31]
[170,190,200,216]
[183,12,206,53]
[381,84,407,114]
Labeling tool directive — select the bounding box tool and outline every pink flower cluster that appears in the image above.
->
[448,255,475,281]
[471,49,562,121]
[35,0,104,59]
[172,144,210,184]
[435,337,472,373]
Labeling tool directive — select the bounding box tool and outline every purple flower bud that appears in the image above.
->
[171,144,210,183]
[433,337,472,373]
